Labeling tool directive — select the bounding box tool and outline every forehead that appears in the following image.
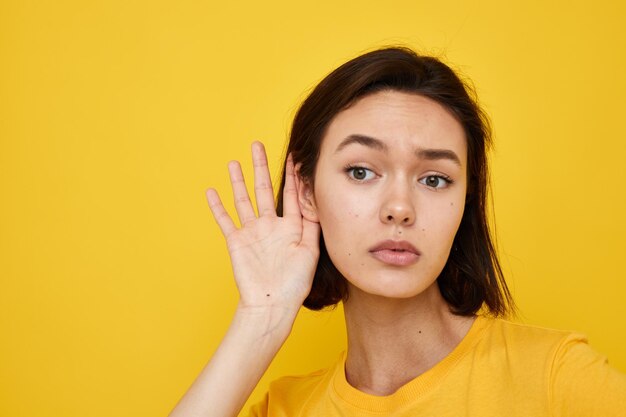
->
[321,90,467,162]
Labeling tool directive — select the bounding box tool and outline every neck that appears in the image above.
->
[342,283,475,396]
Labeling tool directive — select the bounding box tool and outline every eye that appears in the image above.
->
[419,174,452,189]
[345,166,376,181]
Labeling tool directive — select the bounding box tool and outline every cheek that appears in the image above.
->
[418,199,465,245]
[446,200,465,229]
[315,190,372,263]
[316,185,372,226]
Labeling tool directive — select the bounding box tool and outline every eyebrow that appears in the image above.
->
[335,134,388,153]
[334,134,462,167]
[417,148,462,167]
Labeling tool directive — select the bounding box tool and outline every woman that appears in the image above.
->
[170,47,625,416]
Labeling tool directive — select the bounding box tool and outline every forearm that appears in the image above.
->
[169,304,298,417]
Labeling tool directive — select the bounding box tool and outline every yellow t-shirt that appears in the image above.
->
[248,315,626,416]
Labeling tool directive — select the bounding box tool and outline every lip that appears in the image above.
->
[368,240,421,266]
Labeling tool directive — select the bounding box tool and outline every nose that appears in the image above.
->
[379,184,416,226]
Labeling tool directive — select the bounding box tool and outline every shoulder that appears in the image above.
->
[478,316,588,356]
[478,317,626,406]
[245,361,339,417]
[467,316,589,386]
[262,355,341,411]
[268,364,335,395]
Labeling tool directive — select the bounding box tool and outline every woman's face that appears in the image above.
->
[299,90,468,300]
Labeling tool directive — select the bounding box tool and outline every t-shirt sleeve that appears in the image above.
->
[243,392,268,417]
[550,334,626,417]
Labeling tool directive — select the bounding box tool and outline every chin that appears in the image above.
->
[345,272,440,301]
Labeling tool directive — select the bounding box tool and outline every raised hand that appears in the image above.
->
[169,143,321,417]
[205,141,320,312]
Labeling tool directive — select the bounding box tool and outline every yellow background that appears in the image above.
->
[1,1,625,416]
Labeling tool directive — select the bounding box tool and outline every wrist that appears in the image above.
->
[232,303,299,345]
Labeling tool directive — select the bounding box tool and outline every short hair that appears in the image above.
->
[276,46,515,317]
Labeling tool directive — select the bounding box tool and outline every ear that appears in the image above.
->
[294,163,319,223]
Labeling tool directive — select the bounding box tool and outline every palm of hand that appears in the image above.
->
[206,142,320,310]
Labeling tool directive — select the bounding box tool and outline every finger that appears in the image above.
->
[228,160,257,226]
[205,188,237,237]
[251,141,276,217]
[282,153,301,217]
[301,217,321,251]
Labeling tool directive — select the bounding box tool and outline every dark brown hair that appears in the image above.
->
[276,46,514,317]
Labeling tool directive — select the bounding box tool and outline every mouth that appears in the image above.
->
[368,240,421,266]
